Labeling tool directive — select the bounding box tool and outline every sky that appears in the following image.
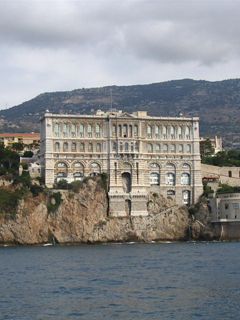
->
[0,0,240,108]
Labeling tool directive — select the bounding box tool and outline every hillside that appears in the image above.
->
[1,78,240,145]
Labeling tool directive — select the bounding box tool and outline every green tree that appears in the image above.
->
[200,138,214,158]
[23,151,33,158]
[11,142,24,152]
[56,179,69,189]
[0,144,20,175]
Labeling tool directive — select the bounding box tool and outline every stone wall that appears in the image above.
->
[201,163,240,186]
[211,221,240,240]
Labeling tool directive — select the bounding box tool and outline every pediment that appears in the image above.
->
[118,112,135,118]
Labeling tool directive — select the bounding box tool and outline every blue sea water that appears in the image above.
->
[0,242,240,320]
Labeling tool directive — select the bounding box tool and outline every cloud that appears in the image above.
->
[0,0,240,107]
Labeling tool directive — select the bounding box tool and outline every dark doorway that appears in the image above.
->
[122,172,131,193]
[125,199,131,216]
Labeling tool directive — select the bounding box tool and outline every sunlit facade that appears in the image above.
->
[40,110,202,216]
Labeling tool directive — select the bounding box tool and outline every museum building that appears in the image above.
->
[40,109,202,216]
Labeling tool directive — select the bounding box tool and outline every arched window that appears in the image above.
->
[166,163,175,171]
[179,144,183,153]
[147,125,152,138]
[63,123,69,137]
[148,143,153,153]
[150,163,160,170]
[118,125,122,137]
[167,190,175,196]
[125,142,129,152]
[90,162,101,176]
[170,126,175,138]
[129,125,133,137]
[87,124,92,137]
[131,142,134,152]
[56,172,67,182]
[54,123,60,137]
[96,143,101,152]
[57,162,67,168]
[150,173,160,185]
[119,142,123,152]
[79,124,84,137]
[74,162,84,169]
[156,144,161,153]
[54,142,60,152]
[134,125,138,136]
[162,125,167,138]
[112,142,117,152]
[73,162,84,179]
[123,124,128,137]
[170,144,176,153]
[56,162,68,181]
[63,142,68,152]
[186,144,191,153]
[122,172,131,193]
[155,125,160,138]
[166,173,175,185]
[183,163,191,170]
[135,142,139,152]
[71,124,76,137]
[57,172,67,178]
[185,126,191,139]
[112,124,117,136]
[73,172,84,181]
[96,124,101,137]
[163,144,168,152]
[88,143,93,152]
[71,142,76,152]
[183,190,191,205]
[80,142,85,152]
[178,126,183,139]
[181,173,191,185]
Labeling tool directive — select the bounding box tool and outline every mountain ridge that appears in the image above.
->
[1,78,240,145]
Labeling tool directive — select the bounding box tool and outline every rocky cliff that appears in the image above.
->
[190,199,215,240]
[0,178,192,245]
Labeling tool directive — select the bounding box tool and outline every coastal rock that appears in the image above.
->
[0,178,191,245]
[190,199,215,240]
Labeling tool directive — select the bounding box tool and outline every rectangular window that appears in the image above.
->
[134,125,138,136]
[232,203,239,209]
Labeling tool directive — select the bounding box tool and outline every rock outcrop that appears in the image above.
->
[190,198,215,240]
[0,178,191,245]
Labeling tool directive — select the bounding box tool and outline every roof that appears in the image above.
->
[0,133,40,138]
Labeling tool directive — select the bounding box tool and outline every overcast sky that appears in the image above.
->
[0,0,240,108]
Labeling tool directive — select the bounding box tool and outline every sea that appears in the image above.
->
[0,242,240,320]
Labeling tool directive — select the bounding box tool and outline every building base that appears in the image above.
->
[109,192,148,217]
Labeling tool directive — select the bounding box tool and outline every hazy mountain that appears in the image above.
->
[1,78,240,145]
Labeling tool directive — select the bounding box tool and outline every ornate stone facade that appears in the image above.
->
[40,110,202,216]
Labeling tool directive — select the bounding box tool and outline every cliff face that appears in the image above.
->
[190,200,216,240]
[0,178,191,245]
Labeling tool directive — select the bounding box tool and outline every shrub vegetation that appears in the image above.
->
[47,192,62,213]
[202,150,240,167]
[217,184,240,194]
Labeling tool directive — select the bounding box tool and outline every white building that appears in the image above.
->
[209,193,240,222]
[40,110,202,216]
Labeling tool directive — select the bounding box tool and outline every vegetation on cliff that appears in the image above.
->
[202,150,240,167]
[0,143,19,176]
[216,184,240,194]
